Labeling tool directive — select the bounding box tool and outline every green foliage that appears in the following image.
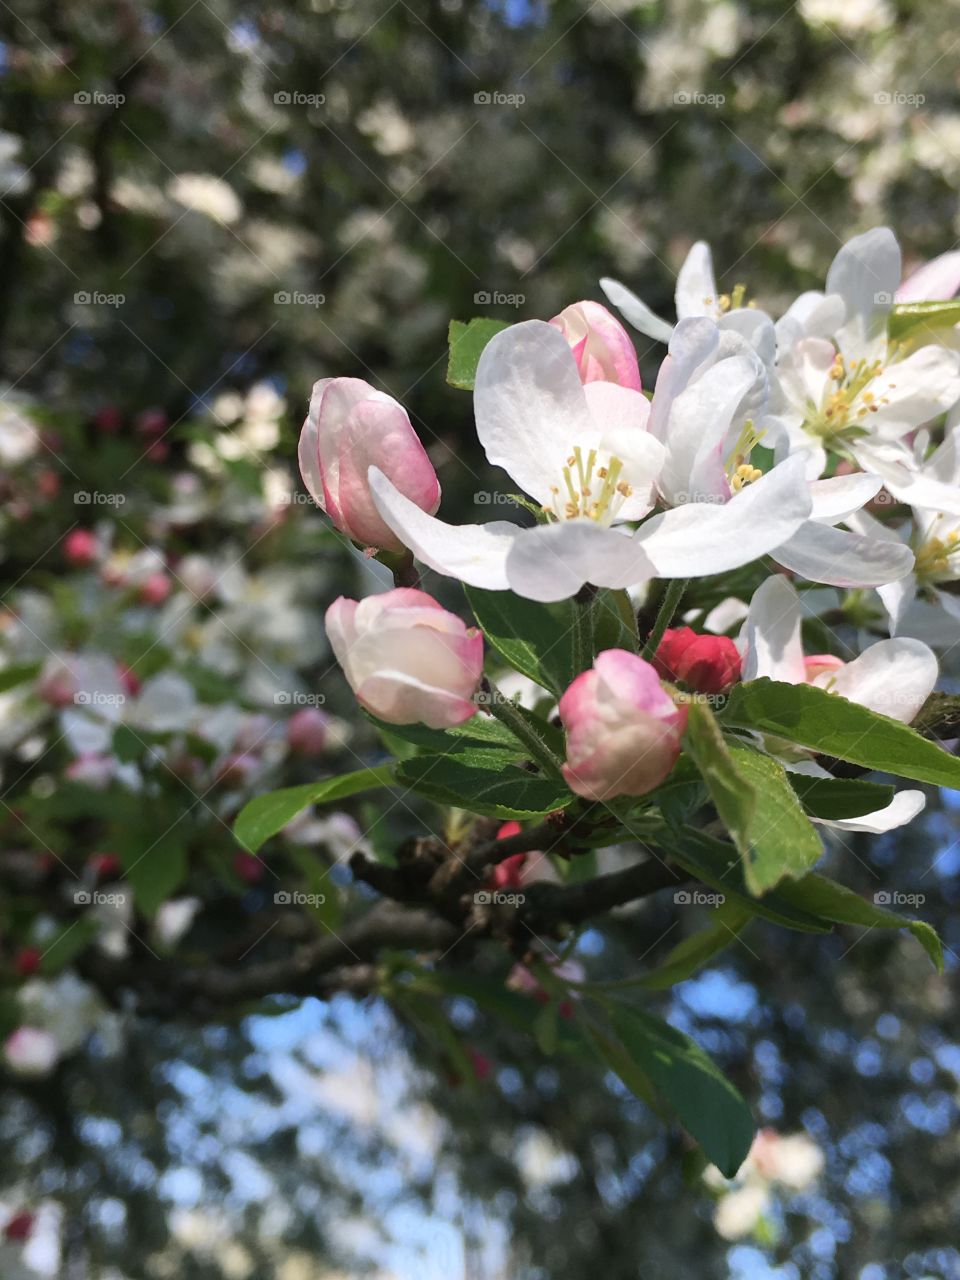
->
[446,319,511,390]
[234,766,396,854]
[396,748,574,819]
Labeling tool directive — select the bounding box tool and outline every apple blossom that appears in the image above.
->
[740,575,936,832]
[549,300,642,389]
[653,626,741,694]
[558,649,687,801]
[3,1026,59,1077]
[325,587,484,729]
[369,320,815,601]
[285,706,330,754]
[298,377,440,551]
[63,528,99,566]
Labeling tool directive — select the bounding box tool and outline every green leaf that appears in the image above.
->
[776,874,942,970]
[789,773,895,820]
[234,765,395,853]
[684,700,756,853]
[609,1006,755,1177]
[0,661,42,694]
[396,748,574,819]
[465,586,576,695]
[723,678,960,788]
[889,300,960,342]
[446,318,511,390]
[591,588,639,656]
[625,903,751,991]
[122,828,188,915]
[725,742,824,895]
[366,711,524,756]
[412,971,587,1056]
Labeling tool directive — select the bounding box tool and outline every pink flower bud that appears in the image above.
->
[14,947,42,978]
[803,654,845,682]
[139,571,172,605]
[64,528,99,566]
[549,300,642,390]
[325,588,483,728]
[233,852,265,884]
[299,378,440,551]
[653,626,742,695]
[286,706,329,755]
[66,754,115,789]
[4,1210,35,1242]
[3,1026,59,1077]
[559,649,687,801]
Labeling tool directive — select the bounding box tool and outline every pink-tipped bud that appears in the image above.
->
[325,588,483,729]
[64,528,99,566]
[285,706,329,755]
[803,654,845,682]
[139,572,172,605]
[549,300,642,390]
[298,377,440,550]
[559,649,687,801]
[653,626,742,695]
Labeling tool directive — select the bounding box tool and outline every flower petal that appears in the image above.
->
[858,345,960,441]
[637,455,812,577]
[896,250,960,303]
[808,472,882,524]
[599,277,675,344]
[813,789,926,834]
[813,637,937,723]
[368,466,517,590]
[826,227,901,361]
[773,520,914,587]
[474,320,597,505]
[504,520,656,602]
[675,241,719,319]
[853,437,960,516]
[739,574,806,683]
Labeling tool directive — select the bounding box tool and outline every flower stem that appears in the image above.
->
[640,578,687,662]
[477,676,565,778]
[572,582,597,674]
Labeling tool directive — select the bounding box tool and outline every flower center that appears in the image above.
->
[725,419,765,492]
[545,446,634,524]
[914,530,960,581]
[702,283,757,315]
[802,345,909,441]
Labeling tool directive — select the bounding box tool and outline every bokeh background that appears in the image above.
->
[2,0,960,1276]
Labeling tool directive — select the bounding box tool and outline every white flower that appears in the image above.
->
[739,574,936,832]
[370,320,812,601]
[168,173,242,224]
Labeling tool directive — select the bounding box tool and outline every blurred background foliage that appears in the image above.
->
[1,0,960,1276]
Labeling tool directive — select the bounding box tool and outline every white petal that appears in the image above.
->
[675,241,719,319]
[814,637,937,723]
[637,455,812,577]
[896,250,960,303]
[814,789,926,834]
[719,308,777,368]
[776,290,846,346]
[368,467,517,590]
[808,473,882,524]
[648,317,721,441]
[776,337,837,418]
[503,521,655,602]
[297,413,325,508]
[599,277,675,344]
[878,573,917,636]
[474,320,596,506]
[827,227,901,362]
[853,437,960,516]
[774,521,914,587]
[740,574,806,683]
[861,346,960,440]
